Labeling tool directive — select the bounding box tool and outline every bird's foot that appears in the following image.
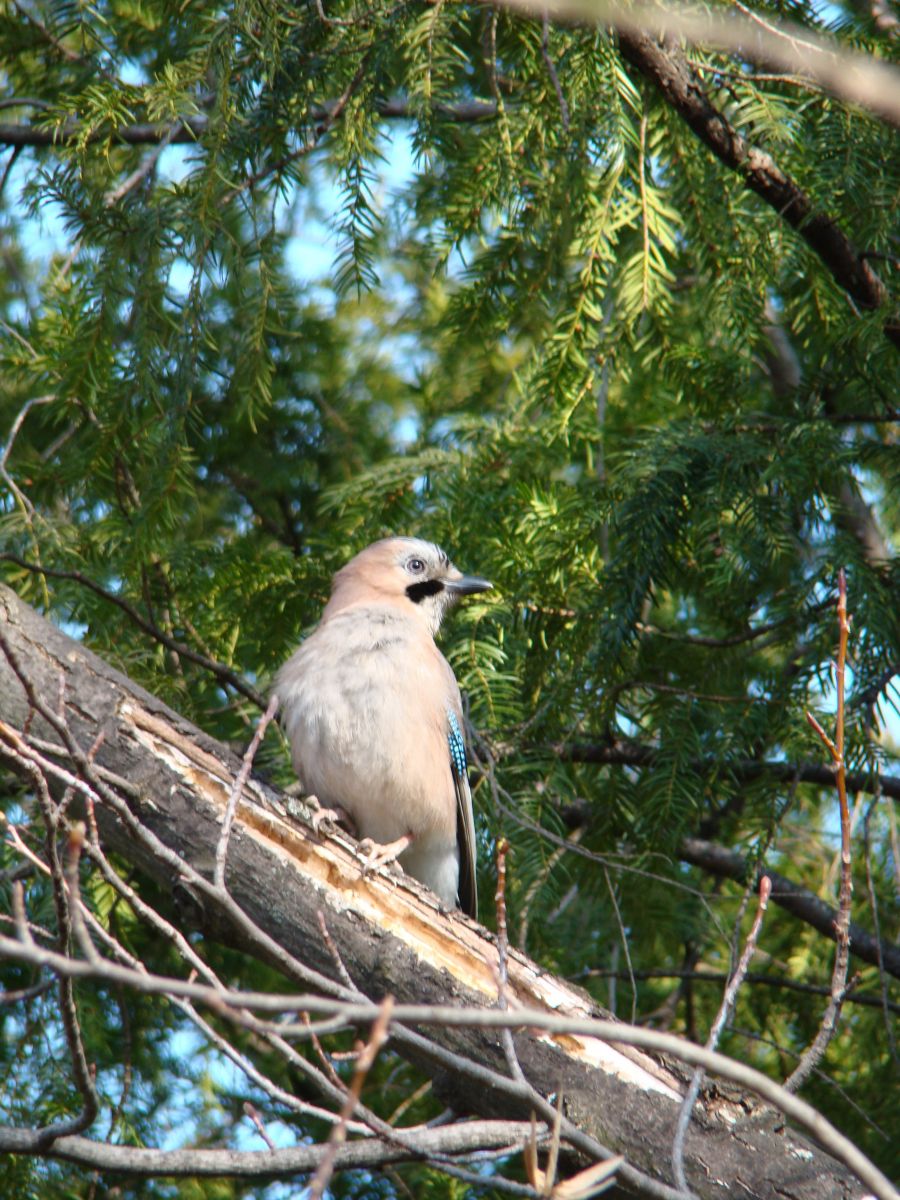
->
[358,835,413,879]
[308,797,357,838]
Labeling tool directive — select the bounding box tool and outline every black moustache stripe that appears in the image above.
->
[406,579,444,603]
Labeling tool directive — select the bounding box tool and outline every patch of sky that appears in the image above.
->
[59,618,89,640]
[119,58,150,87]
[4,154,70,269]
[807,0,853,31]
[152,1027,309,1180]
[394,414,419,446]
[283,123,472,294]
[282,126,417,295]
[157,142,202,189]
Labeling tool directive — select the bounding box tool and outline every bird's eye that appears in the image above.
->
[407,557,426,574]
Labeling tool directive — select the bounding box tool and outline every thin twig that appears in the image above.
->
[306,997,394,1200]
[672,876,771,1193]
[11,0,84,62]
[540,9,570,130]
[862,804,896,1064]
[302,1012,345,1089]
[11,880,34,945]
[637,109,651,310]
[62,823,99,963]
[243,1102,276,1152]
[603,867,637,1024]
[17,724,101,1148]
[525,1095,623,1197]
[0,143,21,198]
[104,118,183,206]
[496,838,526,1084]
[317,910,356,991]
[0,396,55,588]
[0,977,55,1004]
[222,53,371,205]
[786,570,853,1092]
[214,695,279,889]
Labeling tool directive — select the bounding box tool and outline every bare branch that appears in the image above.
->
[215,695,279,889]
[611,28,899,348]
[307,998,393,1200]
[0,100,497,149]
[786,571,854,1091]
[9,735,100,1147]
[671,877,771,1191]
[557,739,900,803]
[494,838,526,1085]
[678,836,900,980]
[0,1120,535,1179]
[576,967,900,1014]
[540,9,570,130]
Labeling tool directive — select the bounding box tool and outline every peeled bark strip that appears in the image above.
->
[0,584,874,1199]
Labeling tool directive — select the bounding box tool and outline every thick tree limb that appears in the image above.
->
[0,99,496,149]
[679,838,900,981]
[501,0,900,125]
[612,30,900,349]
[559,737,900,802]
[0,584,887,1200]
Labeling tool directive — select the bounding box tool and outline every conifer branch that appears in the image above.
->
[0,99,497,150]
[499,0,900,125]
[612,29,900,349]
[575,968,900,1014]
[557,738,900,802]
[677,837,900,981]
[0,555,266,708]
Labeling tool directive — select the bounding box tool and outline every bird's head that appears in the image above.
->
[325,537,492,634]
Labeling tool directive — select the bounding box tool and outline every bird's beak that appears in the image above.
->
[444,574,493,596]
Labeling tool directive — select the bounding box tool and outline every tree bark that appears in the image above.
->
[0,584,880,1200]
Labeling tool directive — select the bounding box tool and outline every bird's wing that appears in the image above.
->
[447,708,478,920]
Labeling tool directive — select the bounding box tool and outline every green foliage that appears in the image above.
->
[1,0,899,1192]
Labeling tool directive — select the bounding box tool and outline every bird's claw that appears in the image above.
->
[358,835,412,879]
[308,797,356,838]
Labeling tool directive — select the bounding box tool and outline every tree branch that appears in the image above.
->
[499,0,900,126]
[575,968,900,1014]
[0,1121,536,1181]
[558,737,900,802]
[612,29,899,349]
[679,837,900,980]
[0,98,497,149]
[0,554,265,708]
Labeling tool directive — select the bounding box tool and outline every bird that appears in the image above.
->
[273,537,491,918]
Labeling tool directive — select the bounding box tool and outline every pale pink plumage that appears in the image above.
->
[274,537,490,916]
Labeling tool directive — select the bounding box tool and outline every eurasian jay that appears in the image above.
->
[274,537,491,918]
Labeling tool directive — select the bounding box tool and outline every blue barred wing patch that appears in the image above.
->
[447,710,467,777]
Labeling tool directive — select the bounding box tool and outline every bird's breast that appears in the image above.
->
[275,612,458,846]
